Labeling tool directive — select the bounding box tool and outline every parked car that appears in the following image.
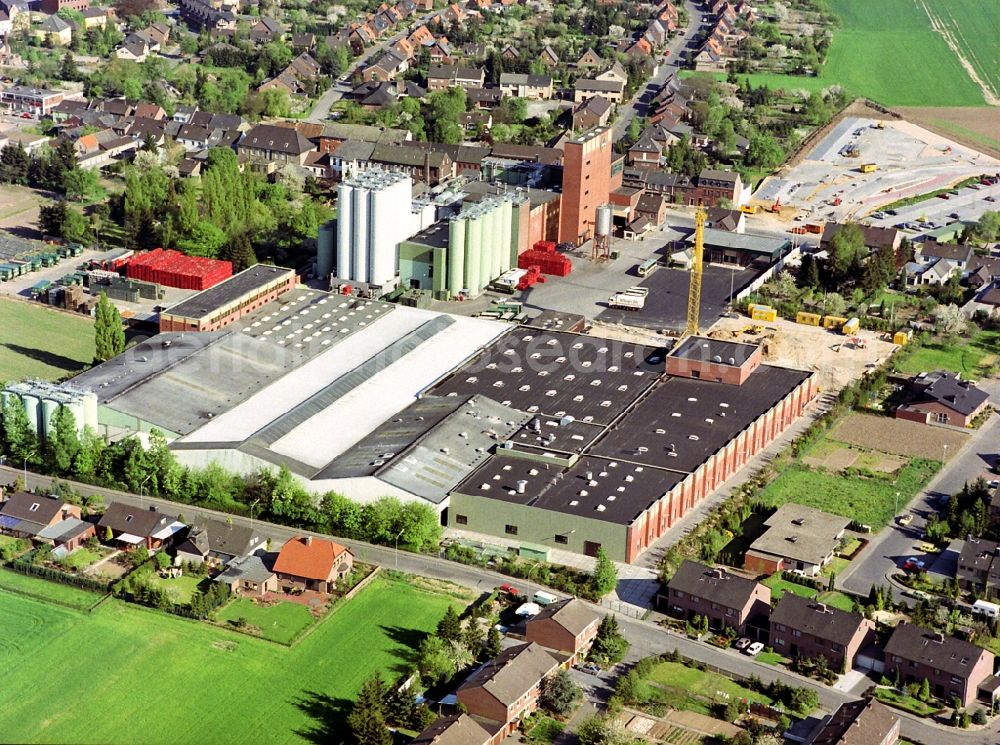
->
[744,642,765,656]
[497,583,519,597]
[734,637,752,651]
[919,542,939,553]
[988,480,1000,490]
[904,557,926,571]
[898,514,914,526]
[938,193,950,200]
[576,662,602,675]
[886,209,898,216]
[949,212,960,219]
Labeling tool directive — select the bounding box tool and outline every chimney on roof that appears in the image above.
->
[709,569,724,579]
[932,631,945,644]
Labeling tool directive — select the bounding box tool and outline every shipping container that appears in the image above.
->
[822,315,847,329]
[748,304,776,322]
[796,311,821,326]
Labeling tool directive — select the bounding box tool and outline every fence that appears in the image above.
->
[601,598,649,620]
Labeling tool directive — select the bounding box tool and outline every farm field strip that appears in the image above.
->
[0,297,96,385]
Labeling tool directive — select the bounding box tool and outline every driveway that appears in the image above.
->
[837,411,1000,601]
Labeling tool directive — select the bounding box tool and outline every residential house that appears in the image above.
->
[574,78,624,104]
[96,503,186,550]
[272,535,353,593]
[317,122,411,152]
[697,169,742,206]
[456,642,561,736]
[35,13,73,45]
[635,191,668,227]
[956,537,1000,599]
[250,16,283,43]
[179,0,236,30]
[625,37,654,58]
[664,560,771,635]
[425,38,454,64]
[894,371,990,428]
[907,242,975,286]
[884,623,995,707]
[596,61,628,86]
[412,714,504,745]
[524,598,600,664]
[238,123,316,168]
[80,6,116,29]
[467,86,502,109]
[369,143,453,185]
[459,110,492,132]
[212,554,277,598]
[807,696,900,745]
[538,45,559,68]
[0,492,82,540]
[572,95,612,131]
[136,22,168,47]
[821,222,902,258]
[426,65,484,91]
[115,37,150,62]
[174,518,267,567]
[628,132,661,166]
[707,207,745,233]
[35,517,96,555]
[498,73,552,100]
[576,47,603,68]
[991,486,1000,528]
[40,0,88,13]
[291,32,315,52]
[363,49,408,82]
[500,44,519,61]
[744,503,849,576]
[769,594,875,672]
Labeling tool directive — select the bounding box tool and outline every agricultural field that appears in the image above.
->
[734,0,994,107]
[0,574,461,744]
[0,297,95,385]
[893,329,1000,378]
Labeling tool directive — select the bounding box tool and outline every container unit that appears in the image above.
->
[796,311,821,326]
[893,329,912,346]
[822,315,847,329]
[842,317,860,335]
[335,183,352,278]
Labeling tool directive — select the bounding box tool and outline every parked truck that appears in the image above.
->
[608,287,648,310]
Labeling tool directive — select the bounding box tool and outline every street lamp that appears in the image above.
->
[395,529,405,571]
[139,473,151,508]
[249,498,261,531]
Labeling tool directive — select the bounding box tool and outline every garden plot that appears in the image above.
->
[802,439,907,474]
[829,412,968,461]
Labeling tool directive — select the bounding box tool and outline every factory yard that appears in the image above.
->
[706,315,895,391]
[0,297,95,385]
[750,116,999,230]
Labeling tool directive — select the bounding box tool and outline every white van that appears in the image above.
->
[532,591,558,606]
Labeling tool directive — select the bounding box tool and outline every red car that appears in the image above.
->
[20,112,32,119]
[937,193,950,200]
[498,583,519,597]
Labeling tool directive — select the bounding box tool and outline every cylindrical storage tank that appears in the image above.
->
[370,184,397,287]
[596,204,612,239]
[40,398,59,440]
[470,214,487,294]
[21,394,40,439]
[82,391,98,431]
[447,218,465,298]
[499,199,513,273]
[336,183,353,279]
[66,400,85,436]
[488,203,503,281]
[317,221,335,279]
[352,186,369,284]
[464,215,481,294]
[480,206,496,290]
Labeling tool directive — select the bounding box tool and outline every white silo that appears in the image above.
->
[448,218,465,297]
[336,182,353,279]
[596,204,613,240]
[487,201,503,281]
[464,212,482,294]
[65,399,85,436]
[352,185,369,283]
[499,199,513,273]
[82,391,98,431]
[20,393,40,438]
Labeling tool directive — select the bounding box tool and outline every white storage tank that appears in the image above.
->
[65,400,85,435]
[447,218,465,298]
[596,204,612,238]
[40,398,59,439]
[20,393,41,439]
[352,186,370,283]
[82,391,98,431]
[336,183,353,279]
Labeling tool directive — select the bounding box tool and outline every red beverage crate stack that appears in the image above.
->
[516,241,573,277]
[124,248,233,290]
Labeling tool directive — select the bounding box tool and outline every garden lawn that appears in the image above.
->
[146,573,206,605]
[0,569,104,610]
[0,574,460,744]
[757,459,939,528]
[645,661,774,714]
[762,575,816,602]
[873,687,940,717]
[894,330,1000,377]
[216,597,316,645]
[57,548,103,572]
[816,591,856,612]
[0,297,96,385]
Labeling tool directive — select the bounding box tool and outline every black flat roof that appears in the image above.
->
[456,454,686,525]
[672,336,758,367]
[591,365,810,473]
[165,265,293,321]
[431,329,667,426]
[406,220,450,250]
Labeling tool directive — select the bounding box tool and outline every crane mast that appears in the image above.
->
[685,206,706,338]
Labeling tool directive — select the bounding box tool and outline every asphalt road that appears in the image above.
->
[4,464,999,742]
[838,412,1000,600]
[611,0,707,142]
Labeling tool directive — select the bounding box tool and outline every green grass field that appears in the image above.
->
[895,330,1000,377]
[56,548,103,572]
[0,297,95,386]
[146,573,206,605]
[758,459,939,528]
[705,0,994,107]
[762,575,817,602]
[216,597,317,645]
[0,574,460,744]
[0,569,105,610]
[644,661,774,714]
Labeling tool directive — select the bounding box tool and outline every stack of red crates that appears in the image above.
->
[125,249,233,290]
[517,240,572,277]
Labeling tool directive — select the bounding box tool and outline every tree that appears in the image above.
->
[591,547,618,597]
[59,50,82,81]
[826,223,864,287]
[919,677,931,702]
[94,292,125,362]
[485,624,503,658]
[799,253,820,289]
[862,244,896,295]
[0,142,31,184]
[416,635,455,686]
[39,200,69,238]
[463,617,484,656]
[590,614,628,664]
[823,291,846,317]
[540,668,582,715]
[177,221,227,258]
[933,304,967,335]
[745,132,784,169]
[436,605,463,643]
[47,406,80,474]
[1,395,38,464]
[63,168,100,202]
[346,673,392,745]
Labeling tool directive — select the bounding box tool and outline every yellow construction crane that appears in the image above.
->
[685,206,706,337]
